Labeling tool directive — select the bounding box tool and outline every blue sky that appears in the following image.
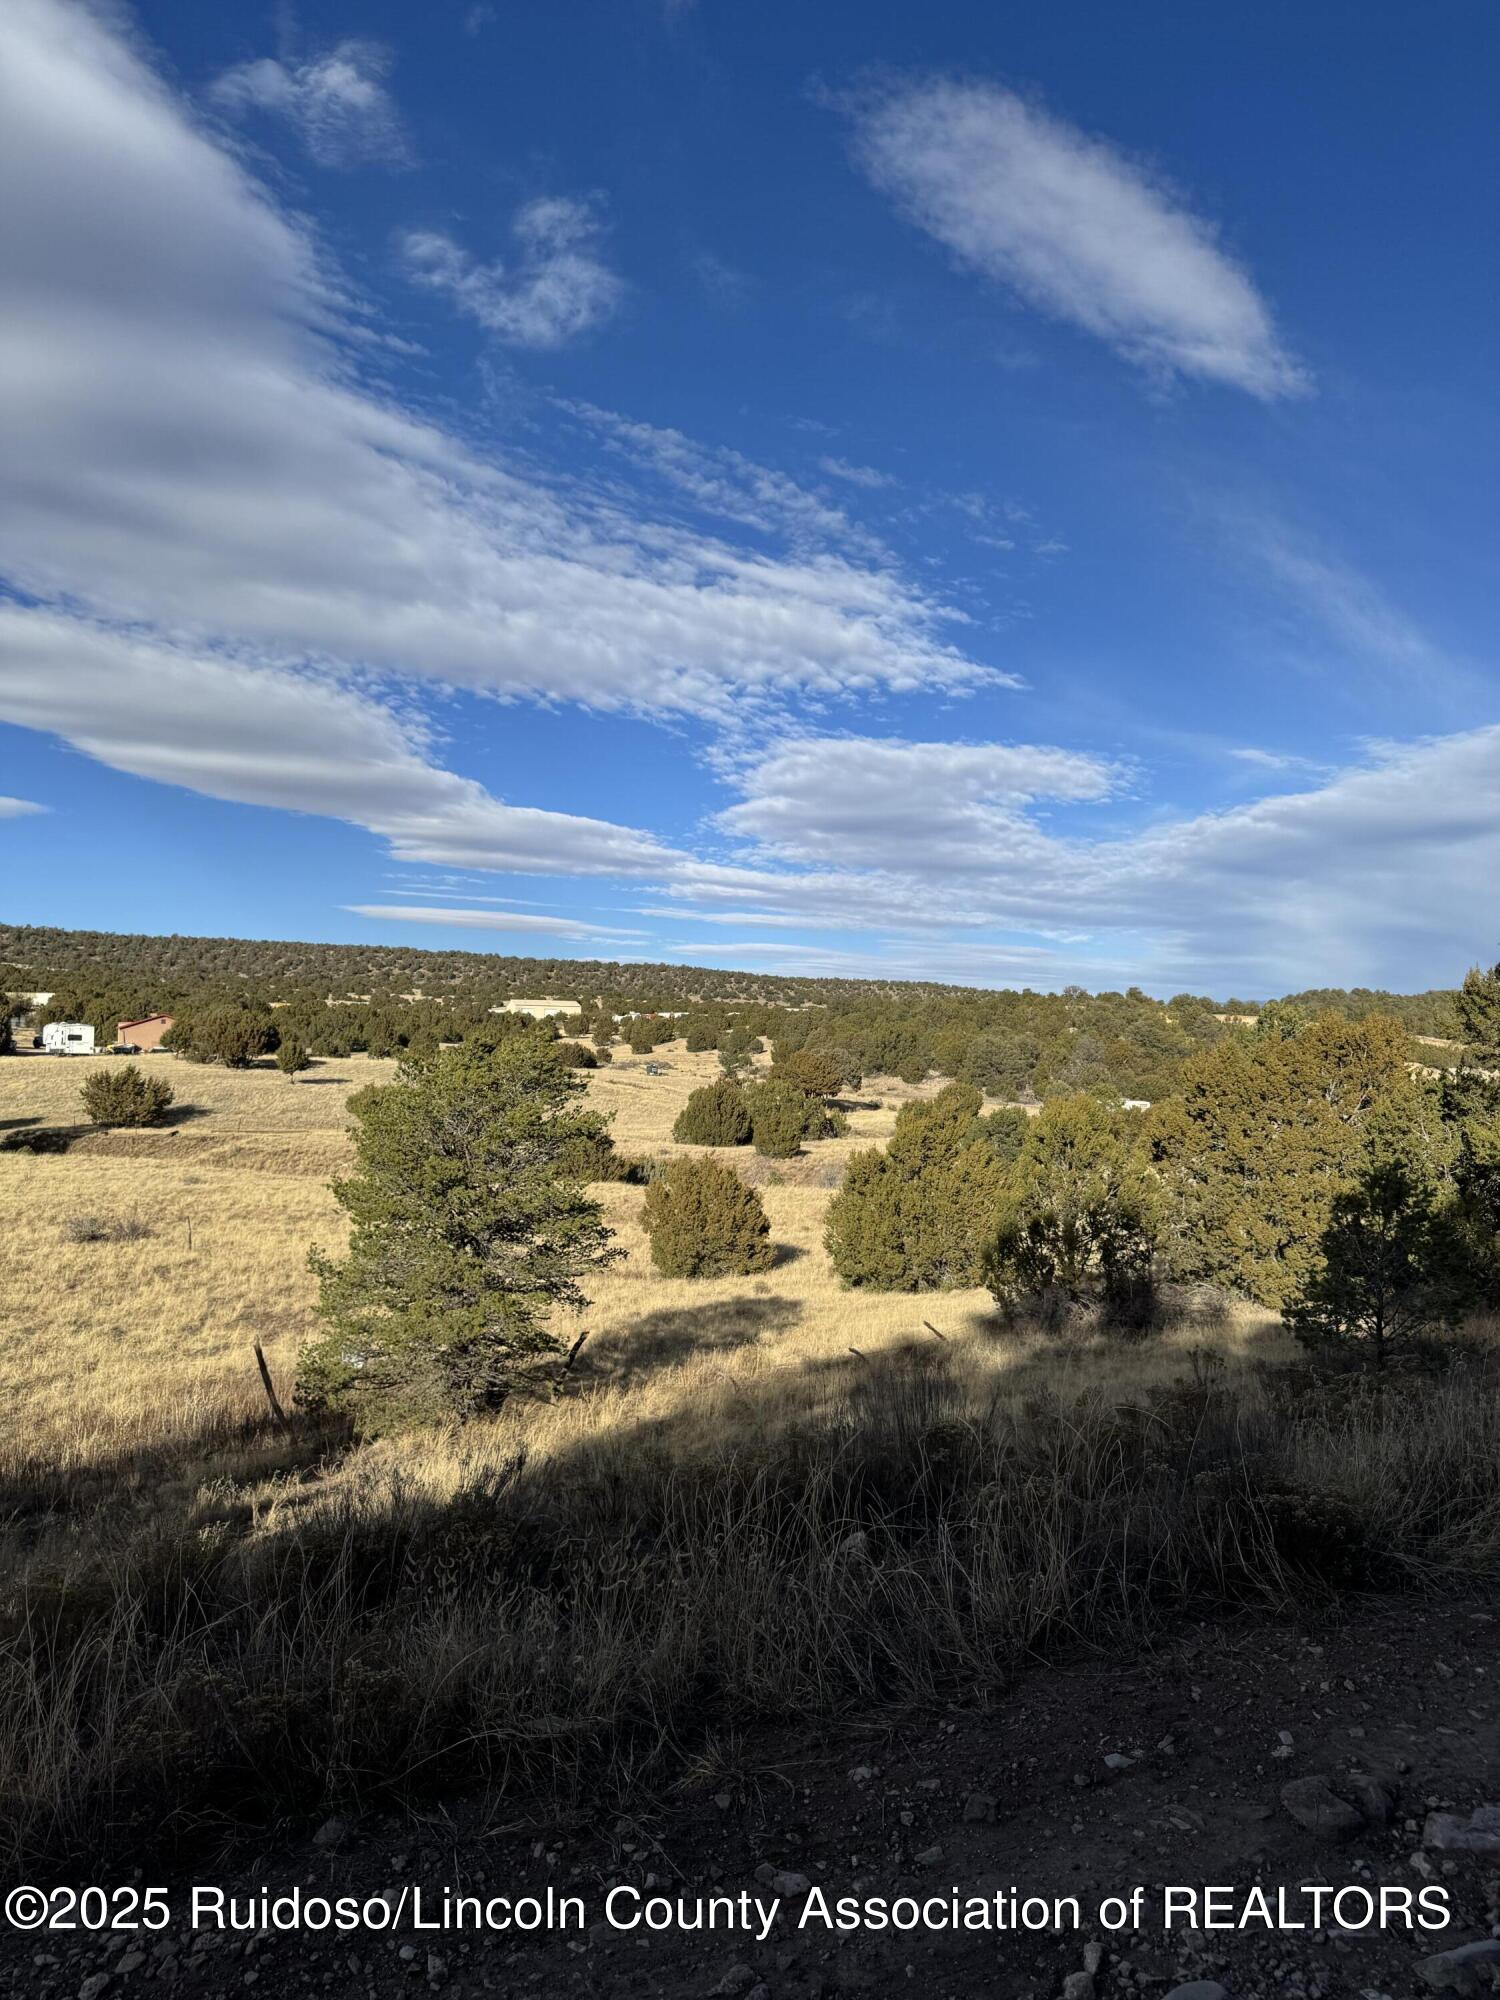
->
[1,0,1496,994]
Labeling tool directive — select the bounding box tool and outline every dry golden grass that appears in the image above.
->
[0,1052,398,1466]
[1,1046,397,1134]
[11,1050,1500,1873]
[0,1042,1279,1473]
[0,1156,343,1469]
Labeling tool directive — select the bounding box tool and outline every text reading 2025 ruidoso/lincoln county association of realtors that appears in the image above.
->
[149,1881,1456,1941]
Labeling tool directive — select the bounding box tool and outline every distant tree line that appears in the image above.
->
[2,924,1479,1110]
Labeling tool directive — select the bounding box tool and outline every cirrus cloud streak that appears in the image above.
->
[849,76,1308,399]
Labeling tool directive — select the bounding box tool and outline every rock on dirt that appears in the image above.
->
[1424,1805,1500,1854]
[1415,1938,1500,1994]
[712,1965,757,1996]
[1279,1773,1365,1834]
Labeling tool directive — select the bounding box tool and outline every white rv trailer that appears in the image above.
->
[41,1022,95,1055]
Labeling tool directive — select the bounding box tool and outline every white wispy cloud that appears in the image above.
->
[1239,516,1444,682]
[0,0,982,727]
[211,39,408,167]
[6,597,1498,989]
[697,728,1500,987]
[632,908,819,928]
[848,77,1308,399]
[343,906,644,940]
[401,198,623,348]
[569,404,891,557]
[0,796,47,819]
[380,887,552,906]
[715,735,1127,870]
[693,251,753,310]
[0,610,681,880]
[818,456,896,490]
[1228,747,1329,775]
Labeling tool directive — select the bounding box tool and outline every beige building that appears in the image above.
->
[117,1013,175,1051]
[499,998,583,1021]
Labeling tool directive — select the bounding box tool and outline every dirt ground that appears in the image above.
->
[4,1592,1497,2000]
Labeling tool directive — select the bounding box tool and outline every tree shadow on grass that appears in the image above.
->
[0,1406,351,1522]
[11,1308,1434,1870]
[574,1294,804,1391]
[1,1125,76,1153]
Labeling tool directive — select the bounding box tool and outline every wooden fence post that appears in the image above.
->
[253,1342,290,1430]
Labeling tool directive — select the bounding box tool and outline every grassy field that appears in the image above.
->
[1,1050,392,1469]
[8,1039,1500,1872]
[0,1041,1167,1468]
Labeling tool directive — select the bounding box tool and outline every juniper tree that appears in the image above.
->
[163,1005,277,1068]
[743,1078,822,1157]
[884,1081,983,1172]
[275,1036,311,1080]
[1284,1159,1464,1370]
[983,1095,1159,1322]
[968,1105,1031,1164]
[298,1040,618,1429]
[1149,1013,1431,1307]
[959,1032,1041,1101]
[772,1047,848,1101]
[1443,963,1500,1285]
[642,1156,775,1277]
[554,1039,599,1068]
[79,1064,175,1128]
[672,1079,753,1146]
[1455,958,1500,1057]
[558,1130,648,1183]
[825,1083,1008,1290]
[716,1027,761,1082]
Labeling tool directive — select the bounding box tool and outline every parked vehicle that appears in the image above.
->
[41,1022,95,1055]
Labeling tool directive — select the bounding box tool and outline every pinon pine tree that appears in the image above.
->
[299,1040,618,1428]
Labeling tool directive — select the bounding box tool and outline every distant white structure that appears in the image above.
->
[499,997,583,1021]
[42,1022,95,1054]
[1120,1097,1152,1111]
